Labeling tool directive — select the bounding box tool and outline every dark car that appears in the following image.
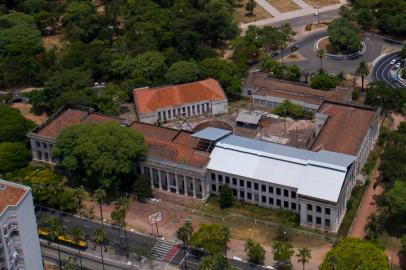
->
[271,51,279,57]
[290,45,299,52]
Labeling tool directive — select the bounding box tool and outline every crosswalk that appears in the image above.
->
[150,239,180,262]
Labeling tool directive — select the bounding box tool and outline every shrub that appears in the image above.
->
[273,100,312,119]
[352,91,359,100]
[219,185,233,208]
[311,73,338,90]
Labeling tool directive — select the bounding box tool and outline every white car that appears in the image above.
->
[390,59,396,65]
[395,63,401,69]
[314,11,319,16]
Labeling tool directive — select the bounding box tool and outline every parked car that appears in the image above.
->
[271,51,279,57]
[291,45,299,52]
[395,63,401,69]
[390,59,396,65]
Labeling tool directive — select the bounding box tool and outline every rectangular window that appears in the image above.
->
[225,176,230,184]
[262,196,266,203]
[307,215,312,223]
[284,201,289,208]
[247,181,251,189]
[43,143,47,149]
[276,188,281,195]
[36,141,41,147]
[284,189,289,197]
[218,175,223,182]
[277,199,281,206]
[232,189,237,196]
[37,151,42,160]
[325,208,331,215]
[325,219,331,227]
[261,185,266,192]
[269,197,274,205]
[254,183,258,190]
[269,186,274,193]
[307,204,313,211]
[291,191,296,199]
[316,217,321,225]
[240,191,245,198]
[247,192,252,200]
[212,184,216,192]
[232,178,237,185]
[158,112,161,120]
[240,180,244,187]
[211,173,216,180]
[316,206,322,213]
[291,203,296,210]
[168,110,171,119]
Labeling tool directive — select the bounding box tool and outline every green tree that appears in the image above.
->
[327,18,361,54]
[244,239,265,265]
[165,61,200,84]
[381,181,406,227]
[317,48,326,71]
[356,61,369,91]
[286,65,301,82]
[401,235,406,255]
[259,56,284,79]
[198,254,233,270]
[0,105,35,143]
[94,188,107,227]
[245,0,256,16]
[219,185,233,208]
[310,73,338,90]
[296,247,311,270]
[53,122,147,190]
[177,220,194,269]
[272,241,294,268]
[0,142,31,173]
[92,228,107,270]
[364,82,406,111]
[272,100,312,120]
[97,84,128,116]
[190,224,230,255]
[320,238,390,270]
[133,175,153,202]
[68,226,85,270]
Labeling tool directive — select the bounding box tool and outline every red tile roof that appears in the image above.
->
[0,181,29,214]
[129,122,210,168]
[34,108,125,139]
[133,79,227,114]
[311,102,377,155]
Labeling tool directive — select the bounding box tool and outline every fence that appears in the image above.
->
[146,199,337,243]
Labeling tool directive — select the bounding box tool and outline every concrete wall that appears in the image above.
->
[212,100,228,115]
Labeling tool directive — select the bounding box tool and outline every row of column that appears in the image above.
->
[158,102,210,122]
[142,166,206,199]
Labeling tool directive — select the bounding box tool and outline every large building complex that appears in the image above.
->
[241,73,352,111]
[0,179,44,270]
[28,99,380,232]
[133,79,228,124]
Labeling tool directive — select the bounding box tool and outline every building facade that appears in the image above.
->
[0,180,44,270]
[133,79,228,124]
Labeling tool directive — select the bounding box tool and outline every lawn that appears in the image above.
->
[201,196,300,227]
[266,0,300,13]
[233,0,272,24]
[303,0,340,7]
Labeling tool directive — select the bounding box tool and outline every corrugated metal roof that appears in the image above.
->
[192,127,232,141]
[209,135,356,202]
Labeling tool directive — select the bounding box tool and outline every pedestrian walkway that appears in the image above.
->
[291,0,312,10]
[150,239,180,262]
[256,0,281,16]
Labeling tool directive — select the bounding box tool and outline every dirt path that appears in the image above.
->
[349,168,383,239]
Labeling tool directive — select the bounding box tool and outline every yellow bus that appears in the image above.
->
[39,227,88,249]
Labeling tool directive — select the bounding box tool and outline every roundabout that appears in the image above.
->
[314,36,366,60]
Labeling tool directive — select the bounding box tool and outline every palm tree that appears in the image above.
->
[111,196,130,256]
[317,48,326,71]
[356,61,370,91]
[92,228,107,270]
[296,247,312,270]
[326,253,337,270]
[68,226,85,270]
[94,188,106,227]
[45,216,63,270]
[176,221,193,269]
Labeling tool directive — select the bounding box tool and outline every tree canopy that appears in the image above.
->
[327,18,361,54]
[272,100,312,120]
[244,239,265,265]
[0,142,31,173]
[0,105,35,142]
[53,122,147,190]
[310,73,339,91]
[190,224,230,254]
[320,238,389,270]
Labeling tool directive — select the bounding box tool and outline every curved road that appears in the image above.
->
[371,51,406,88]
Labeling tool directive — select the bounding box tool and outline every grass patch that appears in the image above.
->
[201,196,299,227]
[337,183,368,238]
[266,0,300,13]
[303,0,339,7]
[233,0,273,24]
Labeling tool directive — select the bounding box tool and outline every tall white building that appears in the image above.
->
[0,179,43,270]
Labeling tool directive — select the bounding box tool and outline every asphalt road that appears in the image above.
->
[370,51,406,88]
[270,9,339,28]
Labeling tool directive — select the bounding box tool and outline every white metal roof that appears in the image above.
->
[192,127,232,141]
[208,135,356,203]
[236,110,262,125]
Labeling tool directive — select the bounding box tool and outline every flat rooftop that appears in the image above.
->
[311,102,378,155]
[0,179,29,215]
